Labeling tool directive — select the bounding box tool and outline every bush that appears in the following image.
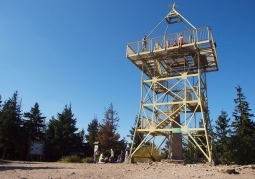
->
[59,155,82,163]
[133,147,161,163]
[82,157,94,163]
[219,154,233,165]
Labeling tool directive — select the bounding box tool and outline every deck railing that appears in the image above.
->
[126,26,213,56]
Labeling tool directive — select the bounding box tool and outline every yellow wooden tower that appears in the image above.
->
[126,4,219,163]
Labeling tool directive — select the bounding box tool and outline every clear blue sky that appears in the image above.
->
[1,0,255,142]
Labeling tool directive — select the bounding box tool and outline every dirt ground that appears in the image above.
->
[0,160,255,179]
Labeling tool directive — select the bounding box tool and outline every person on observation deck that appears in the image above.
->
[142,35,147,51]
[178,34,184,45]
[173,40,178,47]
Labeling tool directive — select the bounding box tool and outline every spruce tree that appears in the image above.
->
[23,102,46,141]
[85,116,99,155]
[44,104,81,161]
[129,115,143,149]
[231,86,255,164]
[85,116,99,147]
[44,118,59,161]
[23,103,46,161]
[0,91,26,160]
[214,110,231,164]
[195,119,208,159]
[0,94,1,120]
[182,136,196,160]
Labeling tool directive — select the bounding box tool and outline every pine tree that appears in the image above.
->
[214,110,231,164]
[0,91,26,160]
[231,86,255,164]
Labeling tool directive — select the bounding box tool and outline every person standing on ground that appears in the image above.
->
[94,148,100,164]
[120,150,125,163]
[110,149,114,162]
[124,149,129,163]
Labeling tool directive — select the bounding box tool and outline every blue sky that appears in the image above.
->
[1,0,255,142]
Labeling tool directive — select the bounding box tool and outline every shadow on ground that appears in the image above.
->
[0,160,62,171]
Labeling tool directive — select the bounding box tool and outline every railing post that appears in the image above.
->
[138,41,140,53]
[150,38,152,52]
[164,35,166,48]
[207,27,210,41]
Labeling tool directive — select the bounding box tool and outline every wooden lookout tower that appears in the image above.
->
[126,4,219,163]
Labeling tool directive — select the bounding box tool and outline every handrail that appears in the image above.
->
[126,26,212,56]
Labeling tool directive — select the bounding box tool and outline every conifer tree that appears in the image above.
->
[184,118,214,161]
[44,104,82,161]
[85,116,99,156]
[97,103,121,152]
[0,95,2,109]
[23,103,46,141]
[231,86,255,164]
[0,91,26,160]
[44,118,58,160]
[129,115,144,149]
[85,116,99,147]
[182,136,196,160]
[214,110,231,164]
[195,119,207,159]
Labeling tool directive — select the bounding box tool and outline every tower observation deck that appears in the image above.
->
[126,4,219,163]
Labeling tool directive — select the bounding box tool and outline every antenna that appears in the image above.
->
[169,2,178,10]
